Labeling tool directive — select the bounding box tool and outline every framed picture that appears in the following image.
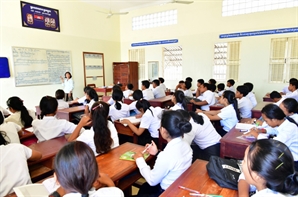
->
[20,1,60,32]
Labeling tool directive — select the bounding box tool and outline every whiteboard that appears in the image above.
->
[12,46,72,87]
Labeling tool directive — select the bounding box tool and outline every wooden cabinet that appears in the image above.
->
[113,62,139,90]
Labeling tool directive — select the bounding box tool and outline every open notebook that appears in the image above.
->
[119,116,141,126]
[13,184,49,197]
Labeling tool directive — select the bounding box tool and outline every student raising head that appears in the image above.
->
[5,96,35,128]
[152,79,166,99]
[190,83,216,111]
[158,77,166,92]
[226,79,236,93]
[129,90,143,115]
[108,89,129,121]
[170,90,187,111]
[84,88,99,114]
[68,101,119,156]
[141,80,154,100]
[123,83,134,98]
[243,82,257,107]
[55,89,69,109]
[236,85,253,119]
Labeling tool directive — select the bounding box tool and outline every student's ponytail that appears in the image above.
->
[223,91,240,120]
[136,99,153,116]
[189,111,204,125]
[284,173,298,195]
[112,89,123,111]
[7,96,33,127]
[174,90,188,111]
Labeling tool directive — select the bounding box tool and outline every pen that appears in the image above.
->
[142,143,153,154]
[178,186,200,193]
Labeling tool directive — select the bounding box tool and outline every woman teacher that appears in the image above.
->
[60,71,74,101]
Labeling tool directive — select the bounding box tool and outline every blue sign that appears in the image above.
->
[220,27,298,39]
[0,57,10,78]
[132,39,178,47]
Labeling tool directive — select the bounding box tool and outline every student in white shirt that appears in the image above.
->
[5,96,35,128]
[108,89,129,121]
[132,111,192,197]
[68,101,119,156]
[190,83,216,111]
[0,114,22,143]
[69,86,92,106]
[60,71,74,101]
[244,82,257,108]
[84,88,99,114]
[284,80,298,101]
[129,90,143,115]
[279,98,298,124]
[55,89,69,110]
[159,77,166,92]
[198,90,240,137]
[0,105,10,119]
[281,78,297,95]
[105,85,123,106]
[217,83,225,97]
[32,96,84,142]
[141,80,154,100]
[170,90,187,111]
[152,79,166,98]
[208,83,219,100]
[0,134,42,196]
[236,85,253,118]
[226,79,236,93]
[183,80,193,97]
[195,79,204,97]
[123,83,134,98]
[239,139,298,197]
[49,141,124,197]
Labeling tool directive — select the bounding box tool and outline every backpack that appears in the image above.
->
[206,156,241,190]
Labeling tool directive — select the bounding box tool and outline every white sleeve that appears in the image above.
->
[139,114,151,129]
[76,129,91,144]
[62,121,78,134]
[129,101,137,111]
[12,122,22,131]
[21,144,33,159]
[70,79,74,91]
[204,92,213,104]
[218,107,230,120]
[0,106,10,116]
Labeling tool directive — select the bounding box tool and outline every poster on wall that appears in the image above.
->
[20,1,60,32]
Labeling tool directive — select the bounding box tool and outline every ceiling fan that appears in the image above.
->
[171,0,194,4]
[97,10,129,18]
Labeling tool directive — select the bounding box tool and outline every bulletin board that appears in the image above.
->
[12,46,72,87]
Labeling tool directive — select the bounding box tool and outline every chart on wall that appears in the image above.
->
[12,46,72,87]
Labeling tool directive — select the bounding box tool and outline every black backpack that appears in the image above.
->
[206,156,241,190]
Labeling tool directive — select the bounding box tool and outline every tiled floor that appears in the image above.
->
[131,178,146,195]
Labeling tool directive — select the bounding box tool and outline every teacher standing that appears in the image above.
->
[60,71,74,101]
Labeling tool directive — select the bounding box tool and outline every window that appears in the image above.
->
[269,37,298,83]
[132,10,177,30]
[213,42,240,82]
[163,46,182,81]
[222,0,298,17]
[129,48,145,80]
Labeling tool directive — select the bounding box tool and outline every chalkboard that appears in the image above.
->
[12,46,72,86]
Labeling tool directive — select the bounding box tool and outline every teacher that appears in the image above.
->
[60,71,74,101]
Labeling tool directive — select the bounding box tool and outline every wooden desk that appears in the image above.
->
[20,128,37,146]
[149,95,173,108]
[263,96,273,102]
[210,104,224,111]
[123,98,134,105]
[94,87,113,96]
[251,102,272,118]
[114,120,139,144]
[160,159,238,197]
[56,105,85,121]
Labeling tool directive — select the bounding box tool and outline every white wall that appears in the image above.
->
[0,0,121,109]
[119,1,298,102]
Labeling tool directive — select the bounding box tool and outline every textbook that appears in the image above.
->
[120,151,150,161]
[119,116,141,126]
[13,184,49,197]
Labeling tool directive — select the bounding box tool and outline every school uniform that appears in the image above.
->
[285,89,298,101]
[246,92,257,107]
[32,116,83,142]
[107,97,114,105]
[184,89,193,97]
[108,102,130,121]
[0,106,10,118]
[142,89,154,100]
[87,99,96,111]
[170,103,184,110]
[226,86,235,93]
[153,86,166,98]
[237,97,253,118]
[129,100,141,114]
[0,143,32,196]
[218,90,225,97]
[4,110,36,127]
[57,99,69,110]
[160,83,166,92]
[0,122,21,143]
[123,89,134,98]
[76,121,119,156]
[62,78,74,101]
[139,106,160,139]
[218,104,238,132]
[77,96,87,105]
[252,188,293,197]
[197,90,216,111]
[282,85,291,95]
[62,187,124,197]
[289,113,298,124]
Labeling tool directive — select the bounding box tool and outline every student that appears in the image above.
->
[190,83,216,111]
[68,101,119,156]
[239,139,298,197]
[195,79,204,97]
[170,90,187,111]
[284,80,298,101]
[152,79,166,98]
[208,78,217,85]
[243,82,257,107]
[55,89,69,110]
[158,77,166,92]
[0,105,10,119]
[281,78,297,95]
[141,80,154,100]
[70,86,92,106]
[121,99,160,146]
[175,80,185,91]
[198,90,240,137]
[49,141,124,197]
[123,83,134,98]
[108,89,129,121]
[132,111,192,197]
[60,71,74,101]
[84,88,99,114]
[0,113,22,143]
[32,96,84,142]
[269,90,284,105]
[279,98,298,124]
[185,77,193,83]
[217,83,225,97]
[0,132,42,196]
[208,84,218,98]
[236,85,253,118]
[226,79,236,93]
[177,110,221,161]
[183,80,193,97]
[129,90,143,115]
[106,85,123,106]
[5,96,35,127]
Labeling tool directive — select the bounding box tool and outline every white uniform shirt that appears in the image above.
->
[76,121,119,156]
[142,89,154,100]
[198,90,216,111]
[4,110,36,127]
[123,90,134,98]
[129,101,141,114]
[62,78,74,93]
[226,86,236,93]
[77,96,87,105]
[0,106,10,117]
[153,86,166,98]
[252,188,293,197]
[237,97,253,118]
[32,116,82,142]
[289,113,298,124]
[218,104,238,132]
[160,83,166,92]
[57,99,69,110]
[62,187,124,197]
[218,90,225,97]
[139,106,160,138]
[87,99,96,111]
[285,90,298,101]
[246,92,257,108]
[184,89,193,97]
[0,144,32,196]
[282,85,291,95]
[0,122,21,143]
[170,103,184,111]
[136,137,192,190]
[109,102,130,121]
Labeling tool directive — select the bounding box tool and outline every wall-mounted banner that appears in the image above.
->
[131,39,178,47]
[220,27,298,39]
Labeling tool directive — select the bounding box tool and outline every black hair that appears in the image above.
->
[55,89,65,100]
[91,101,113,154]
[185,81,192,90]
[112,85,122,92]
[290,80,298,89]
[217,83,225,91]
[152,79,160,86]
[54,141,98,197]
[85,88,99,102]
[179,80,185,84]
[261,104,285,120]
[177,109,204,125]
[289,78,297,83]
[243,82,254,92]
[39,96,58,118]
[64,71,72,79]
[247,139,298,195]
[270,91,282,99]
[209,79,217,85]
[0,112,4,125]
[161,111,192,138]
[201,83,209,89]
[197,79,204,84]
[185,77,193,83]
[141,80,150,89]
[227,79,235,86]
[0,131,10,145]
[6,96,33,127]
[173,90,188,111]
[83,86,92,93]
[136,99,153,116]
[281,98,298,114]
[222,90,240,120]
[159,77,165,83]
[112,89,123,110]
[208,84,216,92]
[132,90,143,101]
[127,83,134,90]
[236,85,249,97]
